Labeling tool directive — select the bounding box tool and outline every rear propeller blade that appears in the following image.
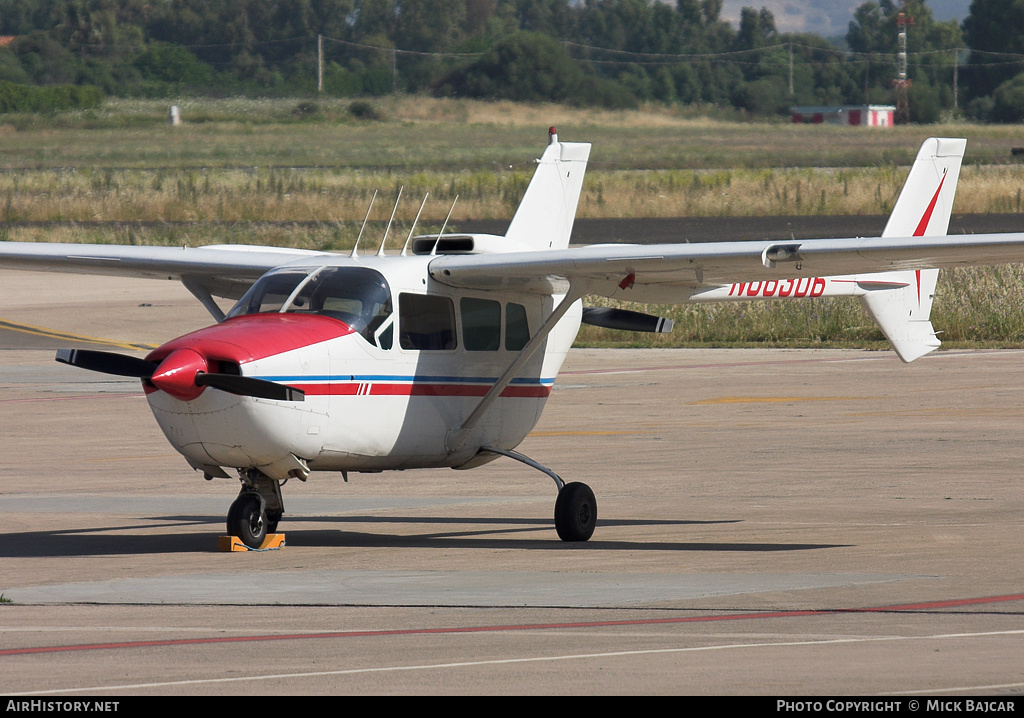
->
[195,373,305,402]
[55,348,158,378]
[581,307,674,334]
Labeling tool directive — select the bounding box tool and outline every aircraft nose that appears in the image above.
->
[149,348,209,401]
[142,313,353,402]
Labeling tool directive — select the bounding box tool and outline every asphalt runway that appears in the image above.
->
[1,270,1023,696]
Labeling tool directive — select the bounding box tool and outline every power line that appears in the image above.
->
[54,33,1024,67]
[320,35,483,58]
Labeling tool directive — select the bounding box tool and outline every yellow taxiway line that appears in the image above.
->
[0,317,157,351]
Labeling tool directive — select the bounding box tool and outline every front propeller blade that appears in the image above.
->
[58,347,303,402]
[55,348,158,378]
[196,373,305,402]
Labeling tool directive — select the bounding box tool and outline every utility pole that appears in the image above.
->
[317,34,323,94]
[392,48,397,94]
[894,8,913,124]
[788,43,794,96]
[864,59,870,103]
[952,49,959,117]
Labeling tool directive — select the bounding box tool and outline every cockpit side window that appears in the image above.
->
[399,293,457,351]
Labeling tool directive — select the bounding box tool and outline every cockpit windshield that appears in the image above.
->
[226,266,393,344]
[227,269,309,317]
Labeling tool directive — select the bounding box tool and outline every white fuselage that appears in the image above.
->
[144,255,582,480]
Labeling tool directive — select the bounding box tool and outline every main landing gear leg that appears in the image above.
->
[481,446,597,542]
[227,470,285,549]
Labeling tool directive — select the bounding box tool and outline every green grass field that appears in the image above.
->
[3,95,1024,350]
[3,96,1024,169]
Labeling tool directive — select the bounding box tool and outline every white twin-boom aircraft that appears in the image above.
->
[3,129,1024,546]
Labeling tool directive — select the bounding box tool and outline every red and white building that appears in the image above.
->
[790,105,895,127]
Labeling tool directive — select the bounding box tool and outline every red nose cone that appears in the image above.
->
[150,348,208,401]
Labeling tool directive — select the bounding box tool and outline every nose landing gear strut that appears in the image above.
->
[226,470,285,549]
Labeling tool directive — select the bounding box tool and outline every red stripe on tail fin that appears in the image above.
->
[913,170,947,237]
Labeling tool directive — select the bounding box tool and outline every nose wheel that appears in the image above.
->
[227,493,267,549]
[226,470,286,549]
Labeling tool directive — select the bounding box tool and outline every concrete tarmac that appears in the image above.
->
[0,270,1022,696]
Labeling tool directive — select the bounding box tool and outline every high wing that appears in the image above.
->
[427,230,1024,303]
[0,242,326,288]
[428,136,1023,306]
[0,242,330,319]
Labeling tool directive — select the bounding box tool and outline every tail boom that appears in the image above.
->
[689,138,963,363]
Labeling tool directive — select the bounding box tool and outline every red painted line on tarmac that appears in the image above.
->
[2,593,1021,658]
[851,594,1024,612]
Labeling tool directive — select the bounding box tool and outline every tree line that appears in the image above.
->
[1,0,1024,122]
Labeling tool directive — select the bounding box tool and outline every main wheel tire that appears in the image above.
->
[554,482,597,542]
[227,494,267,549]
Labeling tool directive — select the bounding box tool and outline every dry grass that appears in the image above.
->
[1,96,1022,224]
[576,264,1024,350]
[0,222,360,252]
[383,96,737,129]
[2,163,1023,226]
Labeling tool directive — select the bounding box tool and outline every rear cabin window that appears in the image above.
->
[461,297,501,351]
[399,294,457,351]
[505,302,530,351]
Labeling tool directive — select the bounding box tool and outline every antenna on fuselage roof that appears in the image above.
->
[401,193,429,256]
[377,186,403,256]
[430,195,458,257]
[351,189,377,258]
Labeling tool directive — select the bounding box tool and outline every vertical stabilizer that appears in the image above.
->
[859,137,966,362]
[881,137,964,239]
[504,128,591,251]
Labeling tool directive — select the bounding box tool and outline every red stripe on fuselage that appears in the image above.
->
[147,314,354,365]
[292,383,551,398]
